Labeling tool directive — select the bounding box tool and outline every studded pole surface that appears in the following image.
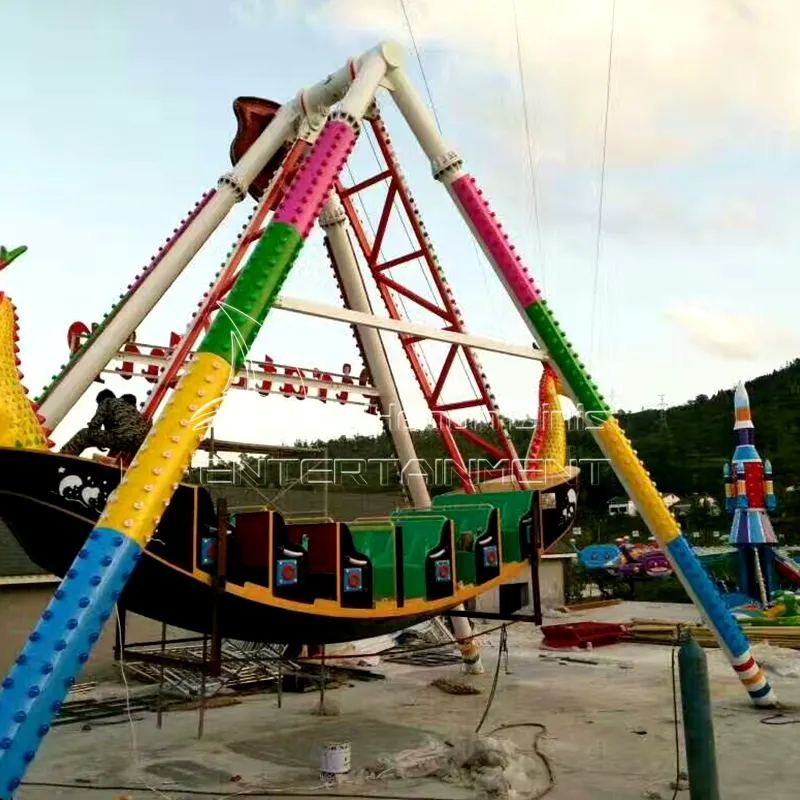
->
[448,171,776,707]
[0,117,359,798]
[198,223,302,368]
[0,530,141,796]
[0,295,50,450]
[35,190,217,410]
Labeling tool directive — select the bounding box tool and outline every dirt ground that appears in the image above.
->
[14,601,800,799]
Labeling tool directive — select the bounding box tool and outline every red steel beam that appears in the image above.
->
[337,187,473,485]
[438,417,507,462]
[375,277,451,320]
[368,117,524,487]
[431,344,458,404]
[335,111,525,492]
[376,249,425,271]
[366,182,396,270]
[433,398,485,413]
[340,169,392,197]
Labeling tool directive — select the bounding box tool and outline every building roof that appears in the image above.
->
[607,496,630,505]
[0,518,50,579]
[544,537,577,557]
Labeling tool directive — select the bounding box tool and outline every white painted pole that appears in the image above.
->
[37,122,296,433]
[320,194,430,510]
[385,68,460,178]
[339,42,404,121]
[272,296,546,361]
[38,45,398,434]
[39,190,245,431]
[386,71,534,323]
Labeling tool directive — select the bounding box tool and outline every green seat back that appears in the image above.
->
[391,512,450,601]
[349,521,396,601]
[433,491,535,563]
[428,503,495,585]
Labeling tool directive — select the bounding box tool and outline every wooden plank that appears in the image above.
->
[623,618,800,650]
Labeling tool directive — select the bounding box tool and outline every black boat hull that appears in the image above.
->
[0,449,441,644]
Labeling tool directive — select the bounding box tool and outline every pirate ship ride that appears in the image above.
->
[0,86,580,647]
[0,42,782,797]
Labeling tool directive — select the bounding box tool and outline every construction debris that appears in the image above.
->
[67,682,96,698]
[53,692,159,727]
[383,649,462,667]
[382,618,461,667]
[357,734,553,799]
[121,639,292,699]
[116,618,458,705]
[430,677,482,695]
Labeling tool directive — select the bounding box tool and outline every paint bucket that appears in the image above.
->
[320,741,351,782]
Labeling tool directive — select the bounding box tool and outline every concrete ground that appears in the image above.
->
[14,601,800,799]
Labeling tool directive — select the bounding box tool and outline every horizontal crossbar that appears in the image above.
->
[273,295,547,362]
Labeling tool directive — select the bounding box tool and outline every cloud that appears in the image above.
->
[268,0,800,170]
[231,0,797,247]
[666,304,800,361]
[540,192,764,240]
[709,198,761,232]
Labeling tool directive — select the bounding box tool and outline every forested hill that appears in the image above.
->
[293,357,800,513]
[609,357,800,505]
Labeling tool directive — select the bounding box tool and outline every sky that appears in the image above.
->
[2,0,800,452]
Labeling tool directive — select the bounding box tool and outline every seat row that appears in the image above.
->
[195,490,541,609]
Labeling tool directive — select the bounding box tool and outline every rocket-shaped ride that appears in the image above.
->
[723,382,778,604]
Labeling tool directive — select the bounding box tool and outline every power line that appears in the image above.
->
[588,0,617,371]
[511,0,546,293]
[396,0,498,426]
[399,0,442,133]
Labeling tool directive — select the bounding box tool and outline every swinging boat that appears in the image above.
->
[0,447,578,644]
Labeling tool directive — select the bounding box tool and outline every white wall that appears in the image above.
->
[0,585,189,681]
[472,557,570,613]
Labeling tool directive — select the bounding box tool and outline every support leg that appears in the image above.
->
[320,194,430,508]
[156,621,166,730]
[529,497,543,626]
[387,69,776,707]
[320,193,482,673]
[198,632,207,740]
[446,173,775,705]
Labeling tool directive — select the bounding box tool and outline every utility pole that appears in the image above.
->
[658,394,668,430]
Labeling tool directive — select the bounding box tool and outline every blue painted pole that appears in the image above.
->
[0,530,143,797]
[678,630,720,800]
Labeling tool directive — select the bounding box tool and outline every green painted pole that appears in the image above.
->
[678,630,720,800]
